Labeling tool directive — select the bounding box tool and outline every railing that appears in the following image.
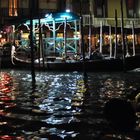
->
[43,37,80,56]
[82,15,140,28]
[15,37,80,57]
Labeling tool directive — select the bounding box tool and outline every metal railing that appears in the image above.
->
[82,14,140,28]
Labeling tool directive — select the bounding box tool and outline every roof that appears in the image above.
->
[25,12,80,25]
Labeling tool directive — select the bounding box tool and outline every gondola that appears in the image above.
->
[11,52,140,72]
[9,10,140,72]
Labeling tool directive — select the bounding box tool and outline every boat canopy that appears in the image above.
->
[25,12,80,25]
[14,12,81,58]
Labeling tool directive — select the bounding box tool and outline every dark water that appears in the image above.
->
[0,69,140,140]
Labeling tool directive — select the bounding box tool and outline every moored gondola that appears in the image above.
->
[11,52,140,72]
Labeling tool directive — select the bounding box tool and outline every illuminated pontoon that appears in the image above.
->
[15,12,81,58]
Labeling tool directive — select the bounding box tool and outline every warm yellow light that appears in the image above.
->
[57,33,63,38]
[9,0,18,16]
[22,33,29,39]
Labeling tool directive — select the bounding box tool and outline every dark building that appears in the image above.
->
[0,0,66,25]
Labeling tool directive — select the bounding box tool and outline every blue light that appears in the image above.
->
[60,14,72,20]
[53,12,79,21]
[45,14,53,19]
[25,12,80,25]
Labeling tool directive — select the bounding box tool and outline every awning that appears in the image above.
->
[25,12,80,25]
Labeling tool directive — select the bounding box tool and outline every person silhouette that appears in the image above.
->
[104,98,137,132]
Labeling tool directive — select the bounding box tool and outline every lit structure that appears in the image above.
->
[14,12,81,58]
[72,0,140,56]
[1,0,140,57]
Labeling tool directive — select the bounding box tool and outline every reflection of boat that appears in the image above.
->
[0,44,13,68]
[12,53,140,72]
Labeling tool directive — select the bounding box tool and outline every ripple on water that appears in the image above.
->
[0,70,140,139]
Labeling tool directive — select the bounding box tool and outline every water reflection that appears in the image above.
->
[0,72,13,93]
[0,70,140,139]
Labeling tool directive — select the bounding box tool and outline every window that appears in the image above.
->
[9,0,18,16]
[94,0,107,17]
[18,0,28,8]
[126,0,134,18]
[39,0,57,10]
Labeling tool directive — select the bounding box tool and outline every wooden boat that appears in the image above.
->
[11,52,140,72]
[7,10,140,72]
[0,55,13,68]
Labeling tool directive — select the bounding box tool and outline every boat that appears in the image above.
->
[8,11,140,72]
[11,50,140,72]
[47,56,140,72]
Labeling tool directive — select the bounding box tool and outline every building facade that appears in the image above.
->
[0,0,66,25]
[0,0,140,55]
[1,0,140,29]
[71,0,140,54]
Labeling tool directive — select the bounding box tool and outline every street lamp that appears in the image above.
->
[66,9,70,13]
[65,0,71,12]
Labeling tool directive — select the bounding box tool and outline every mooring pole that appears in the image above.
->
[120,0,126,72]
[114,9,118,58]
[88,11,92,57]
[38,17,45,69]
[80,0,87,77]
[132,21,136,56]
[30,0,36,87]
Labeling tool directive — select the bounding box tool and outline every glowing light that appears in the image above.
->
[60,14,72,20]
[25,12,80,26]
[66,9,71,13]
[0,136,24,140]
[9,0,18,16]
[45,13,53,19]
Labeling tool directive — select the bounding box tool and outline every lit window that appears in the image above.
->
[9,0,18,16]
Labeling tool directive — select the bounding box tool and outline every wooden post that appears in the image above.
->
[132,21,136,56]
[80,0,87,76]
[38,17,45,69]
[30,0,36,87]
[38,18,41,67]
[88,11,92,57]
[109,25,112,58]
[114,9,118,58]
[64,17,67,58]
[53,19,56,55]
[99,21,103,54]
[120,0,126,72]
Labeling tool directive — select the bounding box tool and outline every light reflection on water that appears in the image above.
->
[0,70,140,139]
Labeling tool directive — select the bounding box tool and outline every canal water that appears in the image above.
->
[0,69,140,140]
